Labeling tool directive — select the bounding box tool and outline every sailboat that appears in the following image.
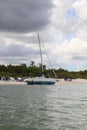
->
[25,34,57,85]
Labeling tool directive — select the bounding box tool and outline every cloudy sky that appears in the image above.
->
[0,0,87,71]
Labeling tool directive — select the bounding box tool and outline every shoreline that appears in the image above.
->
[57,78,87,84]
[0,80,26,85]
[0,78,87,85]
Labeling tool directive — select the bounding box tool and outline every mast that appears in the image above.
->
[37,33,44,74]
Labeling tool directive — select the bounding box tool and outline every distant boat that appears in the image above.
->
[25,34,57,85]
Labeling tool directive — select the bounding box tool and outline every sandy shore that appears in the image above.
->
[57,78,87,85]
[0,78,87,85]
[0,80,26,85]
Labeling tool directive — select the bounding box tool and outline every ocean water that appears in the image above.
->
[0,84,87,130]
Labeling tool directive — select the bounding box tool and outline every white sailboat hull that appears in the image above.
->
[25,77,56,85]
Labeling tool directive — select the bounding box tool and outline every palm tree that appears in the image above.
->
[30,61,35,67]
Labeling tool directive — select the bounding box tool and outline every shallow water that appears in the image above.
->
[0,84,87,130]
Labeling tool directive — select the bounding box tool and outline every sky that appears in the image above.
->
[0,0,87,71]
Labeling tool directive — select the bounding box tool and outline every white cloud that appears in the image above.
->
[0,0,87,71]
[73,0,87,21]
[49,37,87,70]
[73,0,87,41]
[51,0,80,38]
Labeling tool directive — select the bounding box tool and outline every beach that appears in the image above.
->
[0,78,87,85]
[58,78,87,84]
[0,80,26,85]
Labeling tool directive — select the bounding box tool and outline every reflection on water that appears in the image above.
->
[0,84,87,130]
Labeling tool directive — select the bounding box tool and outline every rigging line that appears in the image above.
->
[42,42,57,78]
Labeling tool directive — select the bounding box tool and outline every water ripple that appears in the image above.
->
[0,84,87,130]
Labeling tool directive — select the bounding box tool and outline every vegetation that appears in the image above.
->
[0,64,87,79]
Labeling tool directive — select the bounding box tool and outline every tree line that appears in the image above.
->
[0,64,87,79]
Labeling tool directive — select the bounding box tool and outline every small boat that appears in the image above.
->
[25,34,57,85]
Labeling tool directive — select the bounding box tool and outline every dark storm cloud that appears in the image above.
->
[4,33,40,44]
[0,42,46,64]
[0,43,39,57]
[0,0,54,33]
